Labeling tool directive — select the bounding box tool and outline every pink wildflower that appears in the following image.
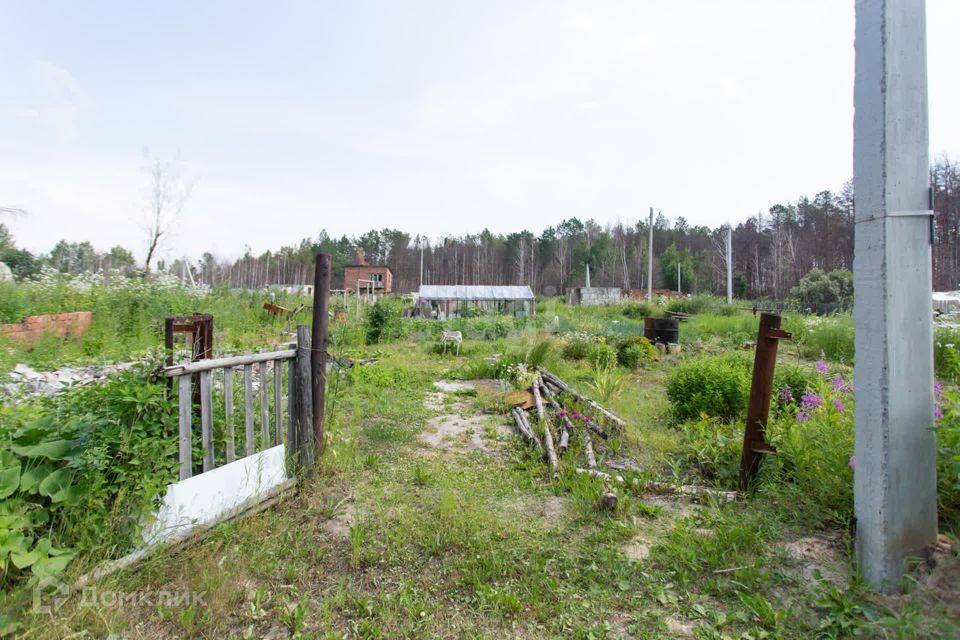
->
[797,411,809,422]
[832,375,846,392]
[815,360,828,375]
[833,398,845,413]
[849,455,855,470]
[801,393,823,411]
[935,403,943,421]
[779,388,793,402]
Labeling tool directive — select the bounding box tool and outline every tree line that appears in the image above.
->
[4,156,960,299]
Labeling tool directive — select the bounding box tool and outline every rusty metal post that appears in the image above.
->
[738,312,791,491]
[311,254,331,465]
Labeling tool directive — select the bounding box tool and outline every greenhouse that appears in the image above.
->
[417,285,536,319]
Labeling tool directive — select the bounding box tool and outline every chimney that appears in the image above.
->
[355,248,367,265]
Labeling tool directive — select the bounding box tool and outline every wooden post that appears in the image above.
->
[200,370,214,472]
[178,374,192,480]
[738,313,791,490]
[224,366,235,463]
[296,325,315,471]
[312,254,331,464]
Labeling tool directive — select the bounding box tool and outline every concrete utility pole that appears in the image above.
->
[647,207,654,303]
[853,0,936,592]
[726,226,733,304]
[419,238,424,288]
[677,262,681,293]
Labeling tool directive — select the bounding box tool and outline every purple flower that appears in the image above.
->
[849,455,855,470]
[797,411,809,422]
[815,360,828,375]
[832,375,846,392]
[582,416,589,423]
[779,388,793,402]
[935,403,943,421]
[801,393,823,411]
[935,381,943,399]
[558,411,567,417]
[833,398,845,413]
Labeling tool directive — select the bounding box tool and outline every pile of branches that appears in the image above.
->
[510,368,625,477]
[510,368,738,503]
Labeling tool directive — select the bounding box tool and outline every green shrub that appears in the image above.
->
[587,342,617,371]
[936,389,960,527]
[773,363,813,411]
[622,303,652,319]
[666,353,751,421]
[935,330,960,381]
[0,356,178,586]
[677,363,855,520]
[561,333,591,360]
[365,298,403,344]
[615,335,657,369]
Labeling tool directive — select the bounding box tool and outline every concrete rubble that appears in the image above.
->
[3,362,137,398]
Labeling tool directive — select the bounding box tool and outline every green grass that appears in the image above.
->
[2,293,958,637]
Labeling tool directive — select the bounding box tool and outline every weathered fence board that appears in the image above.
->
[274,360,283,445]
[200,369,214,472]
[259,358,269,447]
[244,359,254,456]
[178,375,192,480]
[224,366,235,463]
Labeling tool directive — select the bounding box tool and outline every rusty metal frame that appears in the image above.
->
[738,312,791,491]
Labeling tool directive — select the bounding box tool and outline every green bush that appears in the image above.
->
[666,353,751,421]
[365,298,403,344]
[773,363,813,411]
[587,342,617,371]
[622,303,652,319]
[936,389,960,528]
[0,356,178,586]
[561,333,591,360]
[615,335,657,369]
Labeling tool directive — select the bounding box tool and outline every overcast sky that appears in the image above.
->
[2,1,959,262]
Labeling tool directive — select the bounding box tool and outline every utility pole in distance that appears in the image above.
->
[726,226,733,304]
[853,0,936,593]
[647,207,654,303]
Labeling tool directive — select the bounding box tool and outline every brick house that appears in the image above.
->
[343,265,393,294]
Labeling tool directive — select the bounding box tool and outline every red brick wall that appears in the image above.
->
[0,311,93,342]
[343,266,393,293]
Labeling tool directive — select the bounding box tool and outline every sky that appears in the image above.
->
[1,0,959,263]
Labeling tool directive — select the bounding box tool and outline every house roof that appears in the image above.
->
[418,285,535,301]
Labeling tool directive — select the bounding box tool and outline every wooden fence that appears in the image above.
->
[164,329,313,480]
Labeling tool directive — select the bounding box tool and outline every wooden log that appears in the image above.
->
[517,408,543,451]
[224,365,235,463]
[259,356,270,447]
[510,408,537,448]
[542,416,560,476]
[244,357,255,456]
[273,359,283,445]
[583,431,597,469]
[531,374,545,423]
[573,468,737,502]
[539,378,574,453]
[178,375,192,480]
[542,378,609,441]
[540,369,626,430]
[200,370,214,472]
